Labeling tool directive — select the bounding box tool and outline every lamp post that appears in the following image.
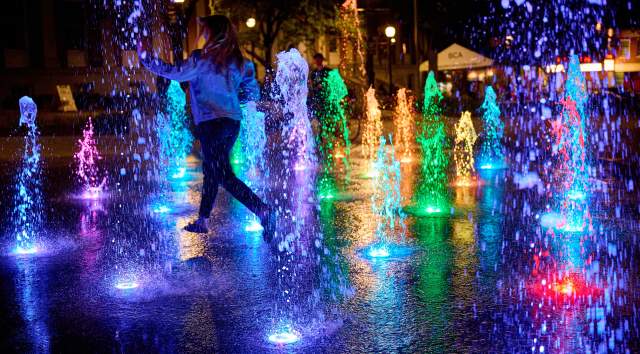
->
[385,25,396,94]
[246,18,256,65]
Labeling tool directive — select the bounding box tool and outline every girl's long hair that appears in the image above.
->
[199,15,244,71]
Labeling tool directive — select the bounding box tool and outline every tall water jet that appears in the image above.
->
[319,69,350,162]
[453,111,478,187]
[549,55,591,232]
[75,117,107,198]
[158,80,193,179]
[366,136,407,258]
[337,0,366,78]
[274,48,315,171]
[393,88,414,163]
[317,69,349,199]
[410,71,450,216]
[477,86,505,170]
[12,97,42,254]
[362,87,383,174]
[239,101,267,180]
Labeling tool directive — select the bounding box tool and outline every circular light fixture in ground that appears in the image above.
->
[245,220,264,232]
[368,246,390,258]
[268,331,300,345]
[14,246,38,255]
[115,281,139,290]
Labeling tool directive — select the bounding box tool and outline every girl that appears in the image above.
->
[138,15,274,241]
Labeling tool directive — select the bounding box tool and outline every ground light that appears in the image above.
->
[171,167,187,179]
[567,190,586,201]
[367,244,390,258]
[115,281,140,290]
[267,326,301,345]
[152,204,171,214]
[245,218,264,232]
[13,245,39,256]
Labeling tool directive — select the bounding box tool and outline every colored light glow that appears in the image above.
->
[365,166,380,178]
[152,204,171,214]
[293,163,307,171]
[426,206,442,214]
[368,245,390,258]
[13,245,39,255]
[555,280,574,295]
[529,273,602,302]
[319,193,335,200]
[540,212,564,229]
[267,330,301,345]
[317,173,338,201]
[567,190,586,201]
[115,281,139,290]
[479,164,493,170]
[561,223,585,233]
[171,167,187,179]
[245,219,264,232]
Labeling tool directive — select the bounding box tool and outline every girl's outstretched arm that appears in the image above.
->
[239,61,261,104]
[137,41,199,82]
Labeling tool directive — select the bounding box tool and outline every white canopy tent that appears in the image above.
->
[419,43,494,72]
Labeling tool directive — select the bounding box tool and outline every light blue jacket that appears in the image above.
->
[141,49,260,124]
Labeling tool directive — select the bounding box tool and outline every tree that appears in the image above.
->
[218,0,338,70]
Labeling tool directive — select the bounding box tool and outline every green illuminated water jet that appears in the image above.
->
[318,69,350,166]
[316,69,350,200]
[408,71,450,216]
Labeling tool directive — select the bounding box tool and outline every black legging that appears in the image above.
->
[197,118,266,218]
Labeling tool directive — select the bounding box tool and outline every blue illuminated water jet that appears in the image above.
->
[12,97,42,255]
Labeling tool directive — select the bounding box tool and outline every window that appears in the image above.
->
[329,38,338,52]
[620,39,631,60]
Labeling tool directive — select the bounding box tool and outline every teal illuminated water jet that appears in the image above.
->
[477,86,505,170]
[158,80,193,179]
[545,55,591,232]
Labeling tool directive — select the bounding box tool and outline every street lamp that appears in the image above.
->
[385,25,396,93]
[385,26,396,39]
[246,17,256,28]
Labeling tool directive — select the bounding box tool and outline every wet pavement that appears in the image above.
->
[1,133,639,353]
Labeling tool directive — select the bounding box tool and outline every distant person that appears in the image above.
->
[137,15,275,241]
[309,53,330,119]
